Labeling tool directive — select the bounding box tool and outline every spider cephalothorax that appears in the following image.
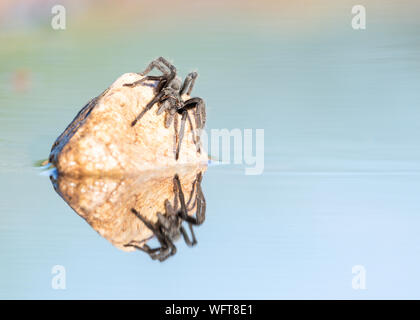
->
[124,172,206,262]
[124,57,206,160]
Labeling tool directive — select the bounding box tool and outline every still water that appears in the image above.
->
[1,1,420,298]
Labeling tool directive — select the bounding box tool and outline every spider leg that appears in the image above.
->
[139,57,174,77]
[186,172,198,209]
[194,174,206,225]
[172,113,178,157]
[176,99,205,155]
[183,97,206,129]
[148,234,177,262]
[131,208,168,248]
[124,242,160,255]
[175,173,206,226]
[173,174,188,216]
[180,71,198,95]
[169,173,206,249]
[142,243,161,253]
[131,208,157,231]
[180,225,197,247]
[160,240,177,261]
[154,57,176,75]
[141,57,177,91]
[175,111,188,160]
[150,235,176,262]
[131,90,165,126]
[188,223,198,245]
[185,112,200,153]
[123,75,165,88]
[172,176,179,211]
[130,208,176,261]
[165,108,176,128]
[186,111,202,153]
[185,172,206,225]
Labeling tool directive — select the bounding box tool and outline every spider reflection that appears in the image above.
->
[124,172,205,262]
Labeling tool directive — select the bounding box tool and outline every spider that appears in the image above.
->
[124,172,206,262]
[124,57,206,160]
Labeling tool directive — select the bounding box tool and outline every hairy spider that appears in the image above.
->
[124,172,205,262]
[124,57,206,160]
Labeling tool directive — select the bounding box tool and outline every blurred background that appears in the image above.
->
[1,0,420,299]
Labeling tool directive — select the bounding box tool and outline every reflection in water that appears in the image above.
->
[50,165,206,262]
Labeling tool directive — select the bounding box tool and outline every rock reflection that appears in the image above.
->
[50,165,206,262]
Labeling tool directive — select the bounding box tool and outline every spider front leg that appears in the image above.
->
[184,97,206,130]
[124,75,165,88]
[124,57,176,90]
[140,57,176,92]
[180,71,198,95]
[140,57,176,78]
[131,90,165,126]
